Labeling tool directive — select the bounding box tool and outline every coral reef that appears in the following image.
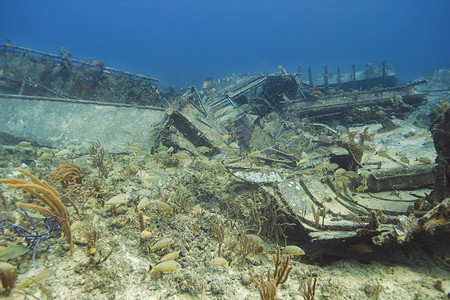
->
[45,163,84,188]
[0,130,446,298]
[0,168,73,255]
[249,245,292,300]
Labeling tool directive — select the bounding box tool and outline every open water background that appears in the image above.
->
[1,0,449,88]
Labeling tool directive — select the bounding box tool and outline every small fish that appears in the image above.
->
[313,147,328,155]
[210,257,229,267]
[105,194,129,207]
[196,146,212,154]
[0,244,30,261]
[156,201,174,215]
[55,149,71,157]
[327,163,339,171]
[151,237,174,252]
[151,169,168,179]
[248,150,261,158]
[400,156,410,165]
[108,145,127,154]
[122,129,134,136]
[207,162,228,174]
[396,151,408,157]
[356,184,369,192]
[0,262,15,271]
[130,189,152,197]
[20,268,55,288]
[382,139,400,146]
[335,125,349,132]
[50,65,63,75]
[347,243,373,254]
[137,197,151,211]
[343,171,359,179]
[229,142,239,149]
[38,147,53,154]
[16,141,32,148]
[244,234,264,248]
[151,261,181,273]
[334,168,346,177]
[377,149,390,158]
[70,220,84,232]
[173,151,190,160]
[317,135,333,144]
[159,249,182,262]
[375,110,386,116]
[334,177,351,185]
[156,143,168,153]
[416,157,433,164]
[315,162,330,171]
[202,80,212,89]
[387,133,404,139]
[209,153,229,160]
[338,133,350,142]
[125,145,142,153]
[282,245,305,257]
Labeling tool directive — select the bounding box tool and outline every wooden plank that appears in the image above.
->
[284,88,426,118]
[0,93,166,110]
[353,190,423,215]
[277,175,362,231]
[363,164,436,192]
[209,76,266,110]
[169,103,227,152]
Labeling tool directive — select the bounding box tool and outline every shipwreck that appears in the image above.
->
[0,43,448,250]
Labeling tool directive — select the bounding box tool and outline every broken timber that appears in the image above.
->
[257,172,424,241]
[208,75,266,110]
[283,81,427,119]
[362,164,436,192]
[165,102,227,154]
[0,93,166,111]
[301,62,398,91]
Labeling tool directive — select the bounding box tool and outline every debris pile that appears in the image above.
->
[1,43,447,246]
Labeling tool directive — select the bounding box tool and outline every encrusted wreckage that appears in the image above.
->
[0,43,448,246]
[0,44,161,105]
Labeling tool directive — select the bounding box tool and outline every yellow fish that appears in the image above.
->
[282,245,305,257]
[210,257,229,267]
[151,261,181,273]
[151,237,174,252]
[347,243,373,254]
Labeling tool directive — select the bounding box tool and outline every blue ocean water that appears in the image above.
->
[1,0,449,88]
